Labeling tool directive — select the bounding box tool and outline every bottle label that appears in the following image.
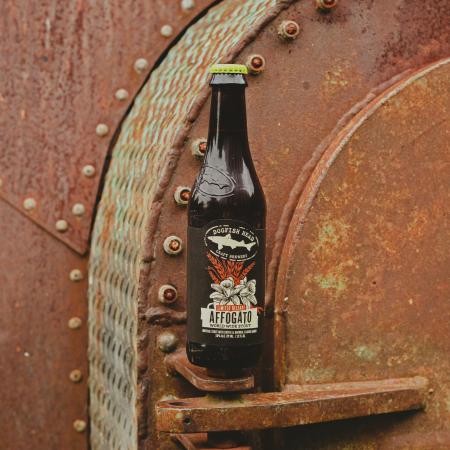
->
[187,220,265,346]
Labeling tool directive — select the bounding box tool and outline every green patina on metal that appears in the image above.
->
[87,1,283,449]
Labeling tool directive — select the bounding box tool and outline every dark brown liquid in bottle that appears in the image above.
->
[187,72,266,370]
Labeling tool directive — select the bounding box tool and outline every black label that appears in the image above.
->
[187,220,265,346]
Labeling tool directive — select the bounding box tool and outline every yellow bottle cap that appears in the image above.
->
[210,64,248,75]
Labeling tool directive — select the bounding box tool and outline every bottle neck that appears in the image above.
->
[205,85,250,164]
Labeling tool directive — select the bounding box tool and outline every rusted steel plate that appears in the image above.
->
[87,0,450,449]
[275,58,450,447]
[0,0,216,254]
[173,433,252,450]
[156,377,428,433]
[166,349,255,392]
[0,201,88,450]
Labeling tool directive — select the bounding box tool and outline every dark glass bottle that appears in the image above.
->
[186,64,266,371]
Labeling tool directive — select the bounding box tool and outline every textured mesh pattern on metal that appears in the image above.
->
[88,0,276,448]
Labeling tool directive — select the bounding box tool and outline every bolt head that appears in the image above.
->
[72,203,86,216]
[278,20,301,40]
[246,54,266,74]
[158,284,178,304]
[316,0,338,10]
[174,186,191,205]
[73,419,86,432]
[134,58,149,73]
[55,219,69,232]
[181,0,195,10]
[69,269,84,282]
[23,197,37,211]
[69,369,83,383]
[115,88,129,101]
[158,332,178,353]
[163,235,183,255]
[95,123,109,137]
[68,317,82,329]
[160,24,174,37]
[191,138,207,157]
[82,165,96,177]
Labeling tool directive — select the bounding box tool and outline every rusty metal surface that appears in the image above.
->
[173,433,252,450]
[156,377,428,433]
[166,349,255,392]
[275,58,450,448]
[85,0,450,449]
[0,0,216,254]
[0,201,88,450]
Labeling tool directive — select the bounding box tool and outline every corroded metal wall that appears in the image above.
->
[88,0,449,449]
[0,1,216,449]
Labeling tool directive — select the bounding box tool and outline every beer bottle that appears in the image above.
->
[187,64,266,371]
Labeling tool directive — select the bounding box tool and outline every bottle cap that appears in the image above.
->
[210,64,248,75]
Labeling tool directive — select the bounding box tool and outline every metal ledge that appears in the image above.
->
[156,376,429,433]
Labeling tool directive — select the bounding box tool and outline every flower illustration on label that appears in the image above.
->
[210,277,257,307]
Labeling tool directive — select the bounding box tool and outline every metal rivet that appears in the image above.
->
[72,203,86,216]
[115,88,129,101]
[82,165,96,177]
[246,54,266,75]
[73,420,86,432]
[158,284,178,305]
[134,58,149,73]
[23,197,37,211]
[68,317,82,329]
[316,0,338,10]
[174,186,191,205]
[181,0,195,10]
[163,235,183,255]
[55,220,69,232]
[160,25,174,37]
[158,332,178,353]
[95,123,109,137]
[0,178,3,188]
[191,138,207,157]
[69,269,84,282]
[278,20,301,40]
[69,369,83,383]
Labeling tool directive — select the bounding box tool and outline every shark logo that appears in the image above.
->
[205,223,259,261]
[208,234,256,251]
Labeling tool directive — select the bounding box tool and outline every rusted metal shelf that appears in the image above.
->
[156,376,428,433]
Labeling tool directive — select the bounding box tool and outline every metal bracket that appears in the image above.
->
[157,375,429,436]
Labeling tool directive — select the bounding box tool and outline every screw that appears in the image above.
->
[246,54,266,75]
[73,420,86,432]
[69,369,83,383]
[191,138,207,157]
[158,332,178,353]
[23,197,37,211]
[72,203,86,216]
[115,88,129,101]
[82,165,96,177]
[181,0,195,10]
[95,123,109,137]
[68,317,82,329]
[316,0,338,10]
[158,284,178,305]
[55,219,69,232]
[160,25,174,37]
[134,58,149,73]
[163,235,183,255]
[69,269,84,282]
[278,20,301,40]
[174,186,191,205]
